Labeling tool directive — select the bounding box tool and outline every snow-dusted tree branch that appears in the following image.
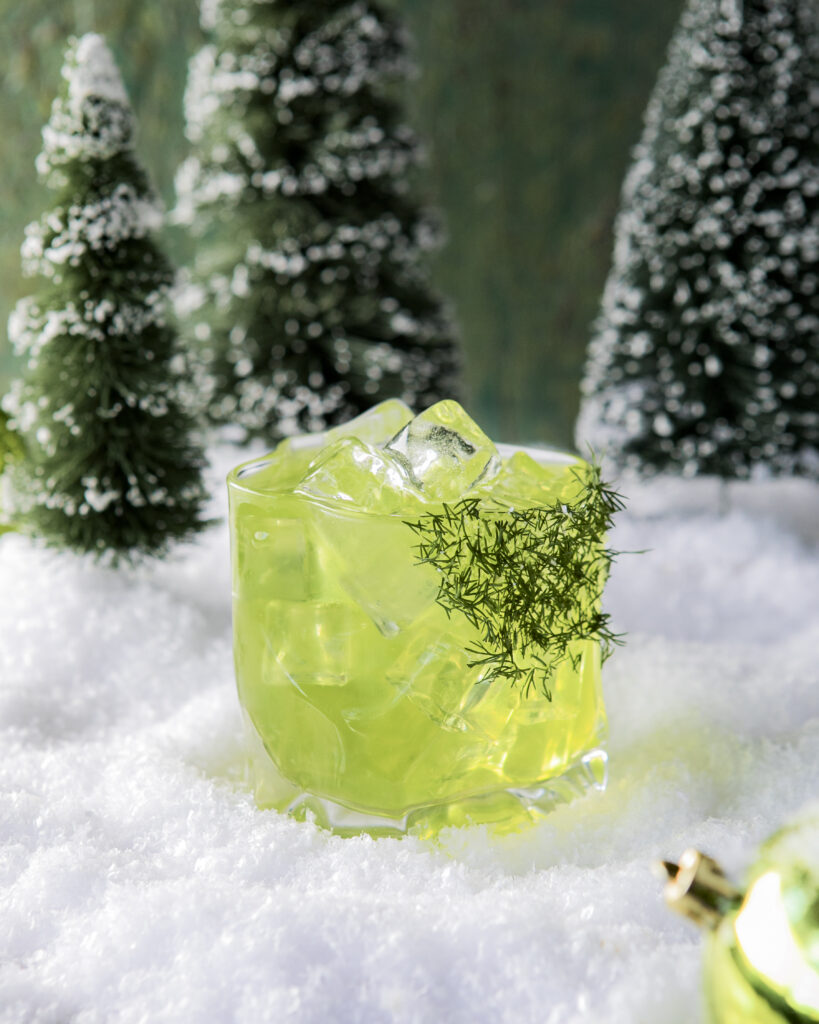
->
[3,34,210,562]
[175,0,461,442]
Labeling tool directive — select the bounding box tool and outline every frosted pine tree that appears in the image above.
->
[577,0,819,479]
[174,0,460,441]
[3,34,209,561]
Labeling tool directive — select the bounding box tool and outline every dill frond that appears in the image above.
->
[405,462,624,699]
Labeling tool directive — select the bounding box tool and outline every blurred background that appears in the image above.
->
[0,0,682,448]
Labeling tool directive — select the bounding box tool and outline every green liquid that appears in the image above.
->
[228,399,606,831]
[229,450,607,835]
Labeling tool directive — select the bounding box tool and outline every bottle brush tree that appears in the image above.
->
[577,0,819,479]
[3,33,210,561]
[174,0,461,441]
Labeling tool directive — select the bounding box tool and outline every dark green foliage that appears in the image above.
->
[4,34,209,562]
[0,409,21,475]
[0,408,22,532]
[406,463,623,698]
[578,0,819,479]
[176,0,460,442]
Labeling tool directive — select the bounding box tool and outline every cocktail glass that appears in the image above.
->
[228,400,614,836]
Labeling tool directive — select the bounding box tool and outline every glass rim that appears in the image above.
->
[227,438,583,508]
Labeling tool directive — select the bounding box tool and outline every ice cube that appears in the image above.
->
[312,509,440,636]
[234,400,415,497]
[293,433,438,634]
[295,437,423,515]
[324,398,414,447]
[264,598,373,686]
[394,630,518,742]
[234,510,321,602]
[387,620,475,732]
[234,438,326,496]
[384,400,501,501]
[472,450,580,509]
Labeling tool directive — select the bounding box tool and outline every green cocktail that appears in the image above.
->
[228,399,617,835]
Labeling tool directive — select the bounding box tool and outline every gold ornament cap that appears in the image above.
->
[656,848,743,930]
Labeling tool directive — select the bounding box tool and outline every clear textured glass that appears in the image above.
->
[228,401,609,836]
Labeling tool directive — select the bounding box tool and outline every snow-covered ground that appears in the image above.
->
[1,449,818,1023]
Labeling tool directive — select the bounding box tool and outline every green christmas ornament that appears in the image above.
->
[660,809,819,1023]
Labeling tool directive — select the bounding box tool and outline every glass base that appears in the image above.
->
[243,714,608,837]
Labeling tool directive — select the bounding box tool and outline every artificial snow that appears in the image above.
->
[69,34,129,112]
[1,449,818,1023]
[39,35,134,175]
[22,187,163,279]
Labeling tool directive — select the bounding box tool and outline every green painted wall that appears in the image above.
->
[0,0,681,447]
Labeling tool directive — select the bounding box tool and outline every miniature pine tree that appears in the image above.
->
[576,0,819,479]
[3,34,210,562]
[174,0,460,441]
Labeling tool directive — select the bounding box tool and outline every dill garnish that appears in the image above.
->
[405,462,624,699]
